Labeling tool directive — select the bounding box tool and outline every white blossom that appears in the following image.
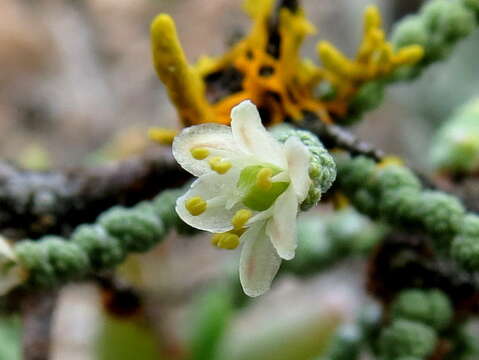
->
[0,236,24,296]
[173,100,311,297]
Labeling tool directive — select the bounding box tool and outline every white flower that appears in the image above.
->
[173,100,311,297]
[0,236,25,296]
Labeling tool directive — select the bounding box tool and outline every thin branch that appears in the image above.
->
[0,148,189,239]
[21,290,59,360]
[298,118,385,161]
[368,231,479,315]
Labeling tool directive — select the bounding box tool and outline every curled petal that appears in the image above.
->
[231,100,287,168]
[266,187,298,260]
[0,236,23,296]
[176,172,242,233]
[285,136,311,202]
[0,237,15,261]
[0,266,24,296]
[173,123,240,176]
[239,222,282,297]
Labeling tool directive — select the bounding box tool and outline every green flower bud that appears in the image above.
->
[348,81,385,119]
[392,16,429,49]
[391,289,453,330]
[352,188,378,217]
[451,233,479,270]
[273,127,337,210]
[376,165,421,194]
[378,319,437,359]
[379,188,422,226]
[152,189,184,229]
[43,237,90,281]
[336,155,376,193]
[72,224,126,270]
[99,206,165,252]
[416,191,465,241]
[430,98,479,174]
[325,209,385,254]
[16,241,56,287]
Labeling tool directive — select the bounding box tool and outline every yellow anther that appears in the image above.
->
[232,209,253,230]
[148,128,178,145]
[185,196,207,216]
[394,45,424,66]
[190,147,210,160]
[211,232,240,250]
[208,156,232,174]
[256,167,274,190]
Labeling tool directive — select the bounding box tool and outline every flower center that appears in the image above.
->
[237,165,289,211]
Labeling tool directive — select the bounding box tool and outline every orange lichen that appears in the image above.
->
[150,1,423,130]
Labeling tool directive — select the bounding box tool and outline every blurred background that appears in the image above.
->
[1,0,478,359]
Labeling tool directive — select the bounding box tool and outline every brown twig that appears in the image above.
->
[21,290,59,360]
[298,117,385,161]
[0,148,189,239]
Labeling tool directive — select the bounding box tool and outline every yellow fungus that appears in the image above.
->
[150,14,214,126]
[185,196,207,216]
[211,232,240,250]
[190,147,210,160]
[394,45,425,65]
[364,5,381,33]
[208,156,232,174]
[150,2,424,128]
[232,209,253,230]
[256,167,274,190]
[148,128,178,145]
[377,156,404,168]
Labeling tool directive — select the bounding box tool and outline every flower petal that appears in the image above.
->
[0,236,23,296]
[231,100,286,168]
[239,222,282,297]
[176,171,242,232]
[0,266,24,296]
[285,136,311,202]
[0,236,15,261]
[172,123,240,177]
[266,187,298,260]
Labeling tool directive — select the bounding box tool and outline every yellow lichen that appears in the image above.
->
[377,155,405,168]
[148,128,178,145]
[150,14,214,126]
[150,2,423,128]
